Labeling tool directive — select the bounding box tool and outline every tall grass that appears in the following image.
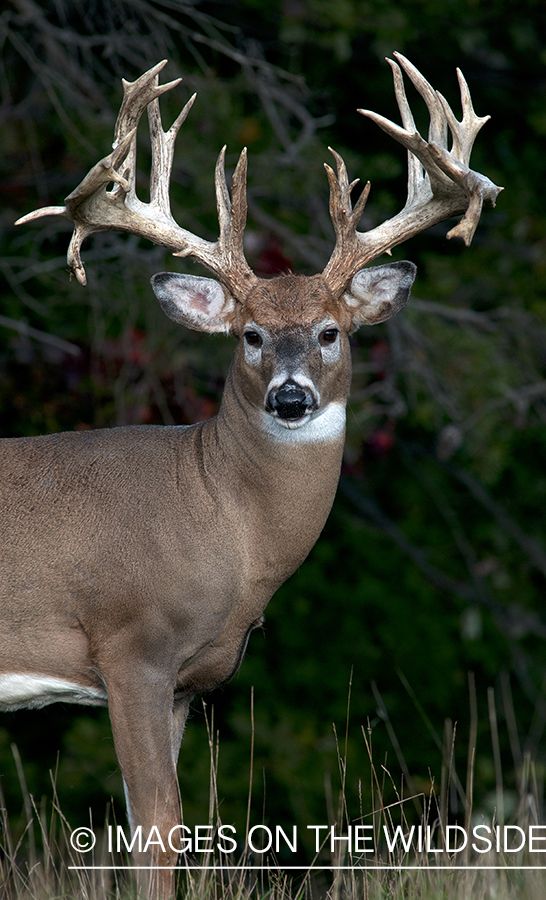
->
[1,679,545,899]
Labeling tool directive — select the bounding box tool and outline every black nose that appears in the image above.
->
[267,380,313,420]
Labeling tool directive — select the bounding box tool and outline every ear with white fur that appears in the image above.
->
[343,261,417,328]
[151,273,235,334]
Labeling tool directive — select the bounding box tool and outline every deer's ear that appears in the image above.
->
[151,273,235,334]
[343,261,417,328]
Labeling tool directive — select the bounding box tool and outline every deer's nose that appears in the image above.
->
[267,380,315,420]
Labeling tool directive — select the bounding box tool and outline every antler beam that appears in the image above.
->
[322,53,503,299]
[16,61,258,300]
[16,55,501,307]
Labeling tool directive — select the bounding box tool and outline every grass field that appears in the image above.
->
[2,689,545,899]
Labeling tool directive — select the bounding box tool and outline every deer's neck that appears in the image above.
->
[194,368,346,583]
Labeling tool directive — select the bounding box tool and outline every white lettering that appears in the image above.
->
[195,825,214,854]
[472,825,492,853]
[330,826,351,853]
[383,825,414,854]
[276,826,297,853]
[217,825,237,854]
[143,825,166,854]
[117,825,142,853]
[248,825,273,854]
[354,825,374,853]
[530,826,546,852]
[503,826,525,853]
[307,825,329,852]
[426,826,442,854]
[168,825,192,853]
[445,825,467,853]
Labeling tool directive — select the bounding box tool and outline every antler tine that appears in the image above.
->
[322,149,371,275]
[170,144,254,296]
[115,61,181,145]
[320,149,373,296]
[436,69,490,166]
[217,145,249,258]
[325,148,369,222]
[360,62,454,200]
[147,92,197,215]
[14,126,135,238]
[322,55,503,298]
[110,61,183,202]
[215,146,233,240]
[386,57,426,209]
[65,128,138,285]
[393,53,447,149]
[15,62,258,298]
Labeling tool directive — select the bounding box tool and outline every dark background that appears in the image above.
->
[1,0,545,860]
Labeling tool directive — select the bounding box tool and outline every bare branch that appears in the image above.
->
[0,314,81,356]
[449,464,546,580]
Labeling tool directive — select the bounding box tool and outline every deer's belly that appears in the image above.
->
[0,673,108,711]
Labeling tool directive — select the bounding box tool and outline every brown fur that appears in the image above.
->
[234,273,354,333]
[0,260,414,898]
[0,293,348,898]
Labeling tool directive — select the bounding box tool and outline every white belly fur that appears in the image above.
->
[0,674,107,711]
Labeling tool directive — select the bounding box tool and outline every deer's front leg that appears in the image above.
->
[103,662,189,899]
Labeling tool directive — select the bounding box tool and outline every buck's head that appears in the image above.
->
[151,261,416,438]
[17,56,499,438]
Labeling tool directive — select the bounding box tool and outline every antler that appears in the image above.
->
[17,55,502,305]
[16,61,258,301]
[322,53,503,298]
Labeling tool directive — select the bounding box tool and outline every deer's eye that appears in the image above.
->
[244,331,262,347]
[320,328,339,346]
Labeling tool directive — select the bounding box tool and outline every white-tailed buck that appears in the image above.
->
[2,55,500,896]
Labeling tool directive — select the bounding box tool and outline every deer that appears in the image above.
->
[2,54,501,897]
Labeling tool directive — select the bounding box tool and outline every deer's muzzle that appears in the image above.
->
[266,379,317,421]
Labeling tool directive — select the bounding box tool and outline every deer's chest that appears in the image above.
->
[174,613,265,695]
